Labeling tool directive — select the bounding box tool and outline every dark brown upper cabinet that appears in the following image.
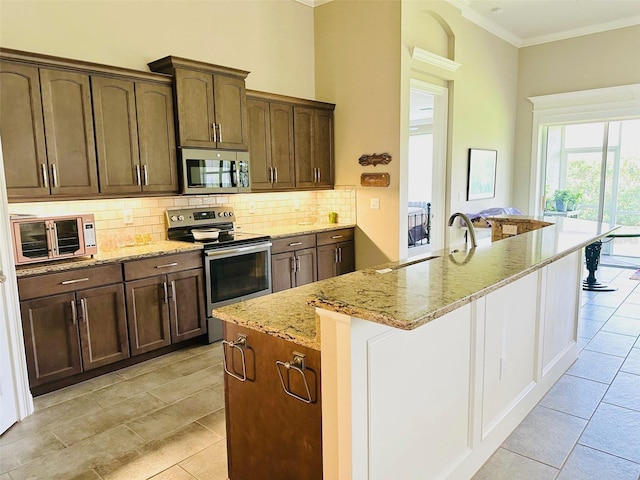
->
[294,106,334,189]
[247,97,295,191]
[92,77,178,194]
[148,56,249,151]
[1,48,177,201]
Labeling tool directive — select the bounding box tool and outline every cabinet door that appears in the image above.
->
[247,98,273,191]
[77,284,129,371]
[174,68,215,148]
[295,247,317,287]
[314,109,334,187]
[125,276,171,356]
[213,74,248,150]
[92,76,140,194]
[317,243,337,281]
[40,68,98,195]
[336,241,355,276]
[167,269,206,343]
[271,251,295,293]
[293,106,315,189]
[20,293,82,387]
[224,322,322,480]
[270,102,295,189]
[0,62,49,198]
[136,82,178,193]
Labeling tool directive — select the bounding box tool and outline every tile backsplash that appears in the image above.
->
[9,187,357,249]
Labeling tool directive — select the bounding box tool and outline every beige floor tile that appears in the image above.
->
[148,364,223,404]
[126,386,224,442]
[0,393,103,446]
[85,367,183,408]
[196,407,226,438]
[116,346,205,380]
[148,465,197,480]
[96,422,221,480]
[0,430,65,474]
[7,425,145,480]
[69,470,104,480]
[53,393,167,446]
[34,372,124,411]
[0,473,11,480]
[167,346,223,377]
[180,440,228,480]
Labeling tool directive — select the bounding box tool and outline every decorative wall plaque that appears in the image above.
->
[361,173,390,187]
[358,153,392,167]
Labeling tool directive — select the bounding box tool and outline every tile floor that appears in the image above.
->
[1,266,639,480]
[474,265,640,480]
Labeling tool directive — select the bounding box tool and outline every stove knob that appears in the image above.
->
[178,215,185,221]
[170,215,178,222]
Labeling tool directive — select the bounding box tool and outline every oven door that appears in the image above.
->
[204,241,272,312]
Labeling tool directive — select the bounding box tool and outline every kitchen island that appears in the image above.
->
[213,217,617,480]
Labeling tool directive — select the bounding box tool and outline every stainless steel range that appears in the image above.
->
[166,206,272,343]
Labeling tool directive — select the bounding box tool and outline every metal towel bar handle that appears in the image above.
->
[276,352,312,404]
[222,334,248,382]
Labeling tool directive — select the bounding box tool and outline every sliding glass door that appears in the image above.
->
[543,118,640,262]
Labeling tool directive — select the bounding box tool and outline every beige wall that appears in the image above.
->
[513,25,640,211]
[315,0,402,268]
[0,0,315,98]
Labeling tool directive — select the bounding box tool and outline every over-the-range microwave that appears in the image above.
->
[10,213,97,265]
[180,148,250,194]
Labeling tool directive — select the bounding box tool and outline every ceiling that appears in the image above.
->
[446,0,640,47]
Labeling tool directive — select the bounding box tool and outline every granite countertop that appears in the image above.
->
[244,223,355,238]
[15,241,203,278]
[213,216,618,350]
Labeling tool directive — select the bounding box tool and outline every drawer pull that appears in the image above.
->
[222,334,248,382]
[61,278,89,285]
[276,352,312,404]
[80,297,88,323]
[155,262,178,269]
[331,235,343,239]
[289,242,303,247]
[70,300,77,325]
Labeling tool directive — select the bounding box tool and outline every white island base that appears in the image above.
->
[318,250,582,480]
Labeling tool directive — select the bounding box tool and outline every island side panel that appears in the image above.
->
[223,322,322,480]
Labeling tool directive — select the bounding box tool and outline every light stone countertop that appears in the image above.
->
[15,241,203,278]
[214,216,618,350]
[243,223,356,238]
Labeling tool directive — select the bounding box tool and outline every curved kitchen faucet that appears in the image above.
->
[448,212,478,249]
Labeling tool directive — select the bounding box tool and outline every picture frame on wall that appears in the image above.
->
[467,148,497,201]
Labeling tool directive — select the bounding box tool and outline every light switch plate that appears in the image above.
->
[370,198,380,209]
[123,209,133,224]
[503,224,518,235]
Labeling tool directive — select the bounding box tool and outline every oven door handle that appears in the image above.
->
[205,242,272,257]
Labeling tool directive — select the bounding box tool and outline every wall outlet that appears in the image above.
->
[123,209,133,225]
[249,202,256,214]
[458,192,463,202]
[370,198,380,209]
[293,199,300,211]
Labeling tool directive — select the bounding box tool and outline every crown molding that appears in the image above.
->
[293,0,332,7]
[529,84,640,110]
[411,47,461,72]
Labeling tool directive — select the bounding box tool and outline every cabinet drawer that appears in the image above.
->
[271,234,316,254]
[123,251,202,281]
[317,228,354,246]
[18,264,123,300]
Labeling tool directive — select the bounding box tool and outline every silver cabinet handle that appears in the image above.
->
[135,164,141,186]
[276,352,312,404]
[291,256,296,273]
[70,300,77,325]
[331,235,343,239]
[142,164,149,186]
[51,164,59,188]
[334,247,338,264]
[218,124,223,143]
[41,163,49,188]
[155,262,178,269]
[338,247,343,263]
[222,334,247,382]
[80,297,88,323]
[296,257,301,272]
[269,167,273,184]
[163,281,168,304]
[274,167,278,184]
[61,277,89,285]
[289,242,303,247]
[212,123,217,142]
[170,280,178,329]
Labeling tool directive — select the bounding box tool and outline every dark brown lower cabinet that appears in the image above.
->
[20,283,129,387]
[271,247,317,293]
[223,322,322,480]
[317,240,355,281]
[125,276,172,356]
[167,269,207,343]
